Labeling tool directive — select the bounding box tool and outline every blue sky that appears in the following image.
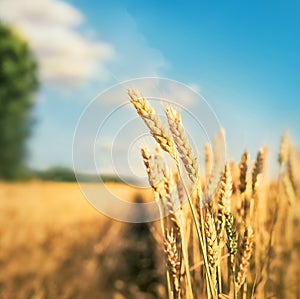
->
[1,0,299,176]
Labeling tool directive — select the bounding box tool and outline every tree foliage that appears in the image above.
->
[0,23,38,179]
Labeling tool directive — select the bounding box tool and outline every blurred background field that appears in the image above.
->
[0,181,165,299]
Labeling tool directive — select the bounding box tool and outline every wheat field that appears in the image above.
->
[0,182,165,299]
[1,92,300,299]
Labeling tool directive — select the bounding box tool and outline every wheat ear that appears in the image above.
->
[252,149,264,195]
[205,210,219,288]
[279,131,290,167]
[283,173,296,205]
[239,152,249,194]
[165,105,199,184]
[141,147,166,200]
[287,145,297,192]
[219,163,237,298]
[236,226,254,290]
[164,168,182,236]
[278,133,296,204]
[217,162,233,241]
[141,147,154,187]
[164,168,196,299]
[141,146,169,243]
[236,152,249,228]
[135,92,215,298]
[164,105,219,297]
[129,89,177,159]
[205,128,226,203]
[164,229,181,298]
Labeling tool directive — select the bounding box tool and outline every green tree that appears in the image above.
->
[0,23,38,180]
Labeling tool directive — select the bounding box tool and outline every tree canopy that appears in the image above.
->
[0,23,39,180]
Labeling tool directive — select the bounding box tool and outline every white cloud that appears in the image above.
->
[0,0,115,87]
[0,0,169,93]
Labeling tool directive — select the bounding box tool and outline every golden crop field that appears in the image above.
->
[1,91,300,299]
[1,97,300,299]
[1,142,300,299]
[0,182,164,299]
[2,96,300,299]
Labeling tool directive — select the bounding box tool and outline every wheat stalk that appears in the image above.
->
[141,146,166,201]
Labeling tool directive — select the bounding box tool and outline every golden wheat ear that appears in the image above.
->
[279,131,290,166]
[205,128,226,206]
[164,229,181,296]
[252,149,264,195]
[239,152,249,194]
[129,89,177,159]
[205,210,219,287]
[236,226,254,290]
[141,146,166,200]
[216,163,232,239]
[164,105,200,185]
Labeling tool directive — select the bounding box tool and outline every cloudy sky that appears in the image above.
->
[0,0,299,177]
